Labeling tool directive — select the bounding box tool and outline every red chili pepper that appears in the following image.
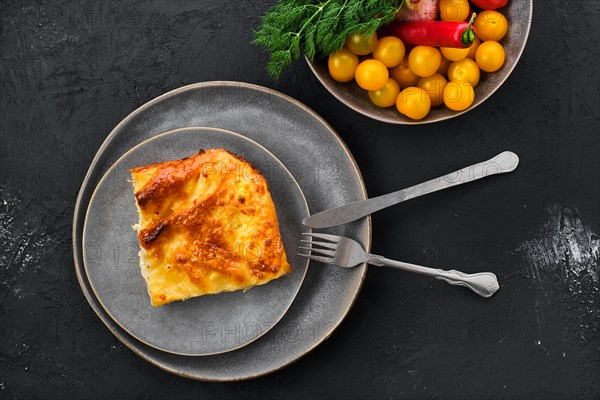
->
[470,0,508,10]
[379,13,477,48]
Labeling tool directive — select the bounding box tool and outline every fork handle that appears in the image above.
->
[368,255,500,298]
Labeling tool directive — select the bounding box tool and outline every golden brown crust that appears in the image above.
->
[131,149,291,306]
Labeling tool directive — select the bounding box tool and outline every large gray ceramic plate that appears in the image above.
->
[82,127,310,356]
[72,81,370,381]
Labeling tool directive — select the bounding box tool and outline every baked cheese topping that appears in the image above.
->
[130,149,291,306]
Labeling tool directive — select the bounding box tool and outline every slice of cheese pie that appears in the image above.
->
[130,149,291,306]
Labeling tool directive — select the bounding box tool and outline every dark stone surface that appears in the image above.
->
[1,0,598,398]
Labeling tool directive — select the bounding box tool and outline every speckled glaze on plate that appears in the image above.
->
[82,127,310,356]
[72,81,371,381]
[306,1,533,124]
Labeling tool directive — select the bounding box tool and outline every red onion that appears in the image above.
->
[394,0,440,22]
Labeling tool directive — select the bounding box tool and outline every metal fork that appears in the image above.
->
[299,233,500,298]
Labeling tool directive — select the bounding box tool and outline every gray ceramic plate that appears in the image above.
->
[72,81,370,380]
[82,127,310,356]
[306,1,533,124]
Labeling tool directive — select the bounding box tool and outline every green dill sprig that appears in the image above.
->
[253,0,405,80]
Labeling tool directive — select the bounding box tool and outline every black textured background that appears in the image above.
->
[1,1,599,399]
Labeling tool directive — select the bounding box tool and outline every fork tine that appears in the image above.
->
[297,252,334,264]
[300,239,337,250]
[298,246,335,257]
[302,232,341,242]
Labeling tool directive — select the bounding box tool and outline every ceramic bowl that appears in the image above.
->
[306,1,533,124]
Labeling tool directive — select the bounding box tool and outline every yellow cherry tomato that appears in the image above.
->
[368,78,401,108]
[476,40,505,72]
[441,46,470,61]
[418,73,448,107]
[437,54,451,76]
[440,0,470,22]
[408,46,442,78]
[474,10,508,41]
[372,36,405,68]
[396,87,432,120]
[390,58,420,89]
[355,59,389,91]
[345,32,378,55]
[328,47,359,82]
[443,81,475,111]
[448,58,480,87]
[467,36,481,60]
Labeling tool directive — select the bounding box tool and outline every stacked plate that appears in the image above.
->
[72,81,371,381]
